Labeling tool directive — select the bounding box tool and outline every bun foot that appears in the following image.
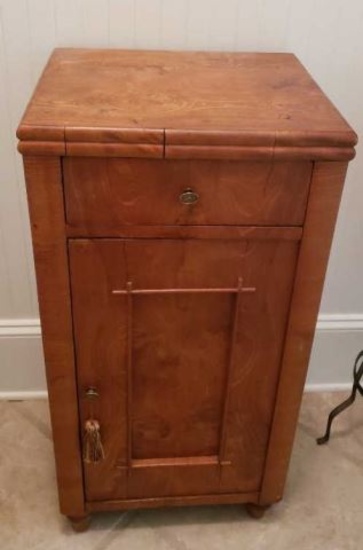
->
[245,503,270,519]
[68,515,91,532]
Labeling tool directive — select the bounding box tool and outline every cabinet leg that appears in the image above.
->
[68,515,91,532]
[245,503,270,519]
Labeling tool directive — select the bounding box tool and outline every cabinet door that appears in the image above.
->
[69,237,298,502]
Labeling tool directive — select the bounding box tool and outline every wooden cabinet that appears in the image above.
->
[18,49,357,530]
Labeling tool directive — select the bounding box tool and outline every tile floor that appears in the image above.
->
[0,392,362,550]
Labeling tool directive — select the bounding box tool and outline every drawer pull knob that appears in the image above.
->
[179,188,199,205]
[85,387,99,400]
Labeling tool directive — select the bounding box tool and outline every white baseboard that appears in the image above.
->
[0,391,48,401]
[0,318,46,397]
[316,314,363,331]
[307,316,362,388]
[0,315,362,398]
[304,382,352,393]
[0,318,41,337]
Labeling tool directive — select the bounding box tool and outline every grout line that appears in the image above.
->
[11,400,52,440]
[91,511,137,550]
[157,527,190,550]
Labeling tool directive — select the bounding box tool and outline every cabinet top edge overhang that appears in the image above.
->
[16,48,357,160]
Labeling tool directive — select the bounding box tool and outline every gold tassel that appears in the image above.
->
[83,419,105,464]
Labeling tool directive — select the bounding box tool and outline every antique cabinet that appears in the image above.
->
[17,49,357,531]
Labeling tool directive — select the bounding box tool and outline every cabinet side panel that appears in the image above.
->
[260,161,348,505]
[23,156,85,516]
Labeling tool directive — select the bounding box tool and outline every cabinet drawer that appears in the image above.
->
[63,158,311,232]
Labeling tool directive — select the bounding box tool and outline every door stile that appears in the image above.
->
[126,281,133,474]
[219,277,243,467]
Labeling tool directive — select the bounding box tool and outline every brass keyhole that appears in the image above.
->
[179,188,199,205]
[85,387,99,400]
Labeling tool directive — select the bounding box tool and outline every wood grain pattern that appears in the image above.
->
[131,292,231,459]
[68,239,128,502]
[65,143,163,158]
[17,49,357,159]
[219,237,299,493]
[22,156,84,516]
[66,224,303,241]
[166,129,357,160]
[63,158,312,230]
[165,145,355,161]
[85,491,259,512]
[18,48,356,523]
[259,161,349,505]
[131,456,219,468]
[18,140,65,156]
[69,236,298,501]
[65,126,163,143]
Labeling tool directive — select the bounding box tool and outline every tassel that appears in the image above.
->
[83,419,105,464]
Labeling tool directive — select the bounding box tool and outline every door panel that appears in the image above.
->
[132,293,232,459]
[69,237,299,501]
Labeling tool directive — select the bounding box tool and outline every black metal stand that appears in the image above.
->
[316,350,363,445]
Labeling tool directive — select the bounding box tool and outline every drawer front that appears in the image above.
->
[63,158,311,232]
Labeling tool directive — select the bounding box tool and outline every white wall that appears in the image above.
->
[1,0,362,395]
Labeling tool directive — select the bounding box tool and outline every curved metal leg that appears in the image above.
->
[317,350,363,445]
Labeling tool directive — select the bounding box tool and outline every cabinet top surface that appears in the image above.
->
[17,48,357,158]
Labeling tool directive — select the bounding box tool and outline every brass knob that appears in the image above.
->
[85,387,99,400]
[179,188,199,205]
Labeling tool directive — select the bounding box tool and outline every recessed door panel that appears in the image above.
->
[132,292,232,459]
